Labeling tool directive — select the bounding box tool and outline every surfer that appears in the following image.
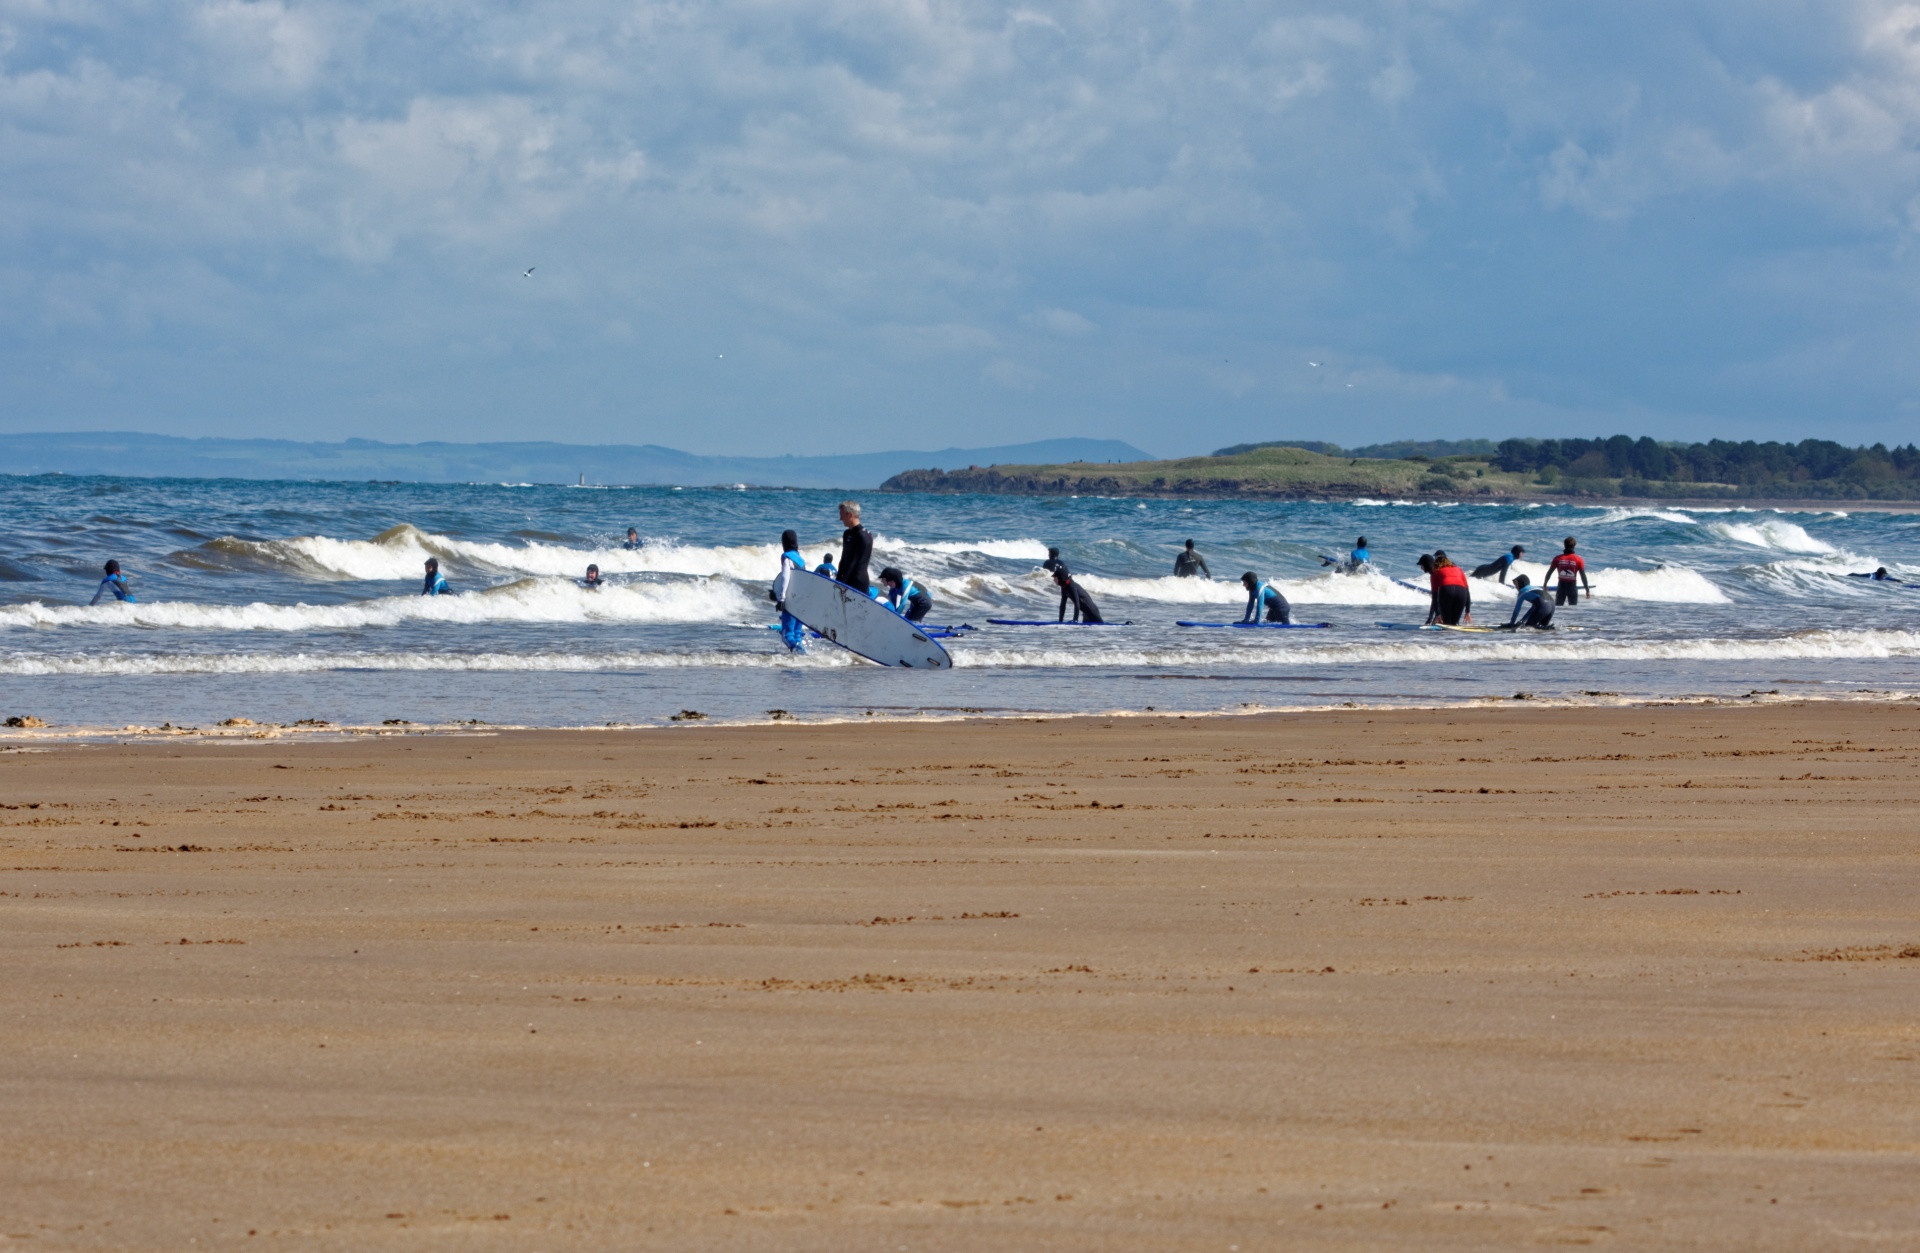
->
[623,528,641,550]
[1239,572,1292,624]
[1472,544,1527,583]
[816,551,837,580]
[582,564,603,590]
[837,501,874,593]
[1425,552,1471,625]
[421,558,450,596]
[773,530,807,652]
[878,566,933,623]
[1054,568,1105,624]
[89,560,135,605]
[1323,537,1370,573]
[1042,547,1066,574]
[1501,575,1555,630]
[1173,540,1211,579]
[1546,537,1590,606]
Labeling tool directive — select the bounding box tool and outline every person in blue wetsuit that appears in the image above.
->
[623,528,641,550]
[90,560,135,605]
[878,566,933,622]
[1501,575,1555,629]
[421,558,450,596]
[815,552,837,581]
[1350,537,1370,566]
[1239,571,1291,624]
[1053,568,1104,623]
[772,530,808,652]
[1472,544,1527,583]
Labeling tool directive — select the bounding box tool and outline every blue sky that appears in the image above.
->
[2,0,1918,457]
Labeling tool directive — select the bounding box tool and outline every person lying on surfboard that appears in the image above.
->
[1053,568,1104,624]
[1239,571,1292,624]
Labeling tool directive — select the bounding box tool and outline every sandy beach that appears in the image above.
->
[4,702,1918,1249]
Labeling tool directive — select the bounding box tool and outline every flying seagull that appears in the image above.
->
[1308,361,1320,367]
[522,267,535,278]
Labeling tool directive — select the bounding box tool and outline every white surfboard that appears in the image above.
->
[776,570,951,669]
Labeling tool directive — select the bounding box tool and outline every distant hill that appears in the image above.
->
[0,432,1156,490]
[884,436,1920,502]
[1213,438,1499,460]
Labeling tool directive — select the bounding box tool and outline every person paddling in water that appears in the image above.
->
[1054,568,1104,623]
[836,501,873,593]
[422,558,450,596]
[90,560,135,605]
[1239,571,1292,624]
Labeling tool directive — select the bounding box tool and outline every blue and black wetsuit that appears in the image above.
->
[1349,546,1371,566]
[776,548,808,651]
[1242,581,1291,624]
[423,571,449,595]
[1506,584,1555,629]
[90,573,134,605]
[888,577,933,623]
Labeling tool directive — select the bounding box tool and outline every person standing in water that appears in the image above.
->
[89,560,135,605]
[1054,568,1104,623]
[1472,544,1527,583]
[877,566,933,622]
[1042,547,1066,574]
[836,501,874,593]
[1173,540,1211,579]
[1239,571,1292,624]
[772,530,808,652]
[815,551,837,581]
[1501,574,1555,629]
[1546,537,1590,606]
[421,558,450,596]
[1426,551,1471,625]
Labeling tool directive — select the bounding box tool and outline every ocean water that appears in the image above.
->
[2,474,1917,729]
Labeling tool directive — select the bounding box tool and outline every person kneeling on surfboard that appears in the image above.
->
[771,530,809,653]
[1501,575,1555,630]
[1053,568,1104,624]
[878,566,933,623]
[1239,571,1292,624]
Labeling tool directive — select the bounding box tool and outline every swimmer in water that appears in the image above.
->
[1239,571,1292,624]
[422,558,450,596]
[878,566,933,622]
[582,564,603,589]
[623,528,641,550]
[90,560,135,605]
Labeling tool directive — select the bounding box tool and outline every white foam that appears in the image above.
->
[1484,563,1728,603]
[1706,517,1835,554]
[0,578,759,633]
[0,648,861,676]
[1590,507,1699,526]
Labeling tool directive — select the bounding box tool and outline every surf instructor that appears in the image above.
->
[836,501,873,593]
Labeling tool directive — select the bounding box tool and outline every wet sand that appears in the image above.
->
[4,703,1918,1249]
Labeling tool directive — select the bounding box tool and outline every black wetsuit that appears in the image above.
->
[1173,549,1210,578]
[1042,555,1065,574]
[838,525,874,593]
[1471,552,1519,582]
[1058,579,1104,624]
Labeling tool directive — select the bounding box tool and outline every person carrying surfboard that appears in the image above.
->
[772,530,809,652]
[1239,571,1292,624]
[1546,537,1590,606]
[878,566,933,623]
[1053,568,1104,623]
[837,501,874,593]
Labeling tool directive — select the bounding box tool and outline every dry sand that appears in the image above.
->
[3,703,1918,1250]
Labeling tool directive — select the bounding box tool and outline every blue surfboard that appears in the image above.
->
[1176,621,1331,629]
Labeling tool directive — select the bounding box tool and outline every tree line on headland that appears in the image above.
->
[882,436,1920,501]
